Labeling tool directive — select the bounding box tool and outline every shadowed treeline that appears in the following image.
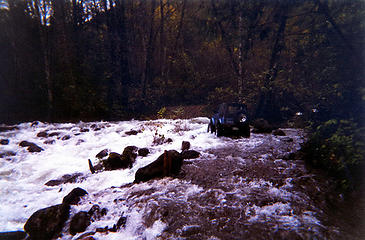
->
[0,0,363,123]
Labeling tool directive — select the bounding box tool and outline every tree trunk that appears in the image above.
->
[32,0,53,121]
[143,0,156,100]
[256,4,288,122]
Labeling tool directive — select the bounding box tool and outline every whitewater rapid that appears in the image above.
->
[0,118,335,239]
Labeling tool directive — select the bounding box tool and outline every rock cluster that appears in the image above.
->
[22,140,200,239]
[134,141,200,183]
[24,187,89,240]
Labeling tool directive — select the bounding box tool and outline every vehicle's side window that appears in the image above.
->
[218,104,225,115]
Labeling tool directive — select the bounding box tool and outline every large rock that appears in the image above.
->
[24,204,70,240]
[120,146,138,168]
[134,150,183,183]
[69,211,91,235]
[252,118,276,133]
[138,148,149,157]
[0,231,27,240]
[103,152,122,170]
[181,150,200,159]
[181,141,191,151]
[45,173,83,186]
[62,188,88,205]
[103,146,137,170]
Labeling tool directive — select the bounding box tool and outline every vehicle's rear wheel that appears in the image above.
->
[208,120,216,134]
[211,123,216,134]
[216,124,224,137]
[241,125,250,138]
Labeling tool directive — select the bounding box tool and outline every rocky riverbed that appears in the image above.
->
[0,118,357,239]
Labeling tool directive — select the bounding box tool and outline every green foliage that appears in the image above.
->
[207,87,238,106]
[157,107,167,119]
[303,119,365,192]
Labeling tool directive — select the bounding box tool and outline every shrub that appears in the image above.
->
[303,119,365,192]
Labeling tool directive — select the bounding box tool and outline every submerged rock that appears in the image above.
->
[0,139,9,145]
[27,144,44,153]
[61,135,71,141]
[44,140,55,145]
[272,129,286,136]
[19,141,44,153]
[48,132,60,137]
[36,131,48,138]
[125,130,140,135]
[134,150,183,183]
[62,188,88,205]
[95,149,109,159]
[110,215,127,232]
[0,151,16,158]
[0,126,18,132]
[45,173,83,186]
[24,204,70,240]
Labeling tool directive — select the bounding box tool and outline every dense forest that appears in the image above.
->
[0,0,363,123]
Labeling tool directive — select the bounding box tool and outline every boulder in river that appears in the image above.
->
[181,141,191,151]
[62,187,88,205]
[95,149,109,159]
[27,144,44,153]
[103,146,137,170]
[45,173,83,186]
[24,204,70,240]
[36,131,48,138]
[138,148,150,157]
[61,135,71,141]
[125,130,140,136]
[19,141,44,153]
[69,211,91,236]
[134,150,183,183]
[181,150,200,159]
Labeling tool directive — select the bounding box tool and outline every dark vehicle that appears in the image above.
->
[208,103,250,137]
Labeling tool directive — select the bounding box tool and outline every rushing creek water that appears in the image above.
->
[0,118,353,239]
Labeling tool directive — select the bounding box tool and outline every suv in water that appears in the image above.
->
[208,103,250,137]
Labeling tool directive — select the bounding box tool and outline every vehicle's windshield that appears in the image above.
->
[227,105,242,113]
